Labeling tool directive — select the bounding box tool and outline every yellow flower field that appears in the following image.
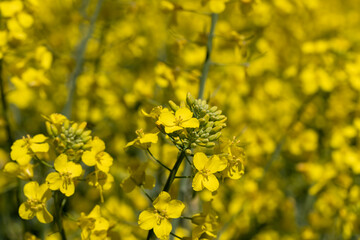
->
[0,0,360,239]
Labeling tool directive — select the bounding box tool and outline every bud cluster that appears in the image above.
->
[44,114,92,161]
[167,93,227,149]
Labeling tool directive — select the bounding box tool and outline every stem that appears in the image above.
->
[147,150,186,240]
[198,13,218,99]
[62,0,104,117]
[54,192,67,240]
[162,150,186,192]
[147,149,171,171]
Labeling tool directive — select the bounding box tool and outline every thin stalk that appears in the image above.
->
[54,192,67,240]
[198,13,218,99]
[147,149,171,171]
[147,150,186,240]
[62,0,104,117]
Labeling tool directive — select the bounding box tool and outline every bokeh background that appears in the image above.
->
[1,0,360,239]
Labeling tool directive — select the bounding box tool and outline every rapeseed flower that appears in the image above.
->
[82,137,113,172]
[19,181,53,223]
[192,152,227,192]
[156,107,199,133]
[138,191,185,239]
[46,154,82,196]
[78,205,109,240]
[125,129,158,149]
[10,134,49,165]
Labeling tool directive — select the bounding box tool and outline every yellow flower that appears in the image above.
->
[121,162,155,193]
[78,205,109,240]
[3,161,34,180]
[87,170,114,203]
[223,145,245,180]
[125,129,158,149]
[156,107,199,133]
[138,191,185,239]
[10,134,49,165]
[46,154,82,197]
[192,152,227,192]
[19,181,53,223]
[82,137,113,172]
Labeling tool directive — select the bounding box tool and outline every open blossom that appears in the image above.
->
[78,205,109,240]
[192,152,227,192]
[138,191,185,239]
[82,137,113,172]
[18,181,53,223]
[156,107,199,133]
[125,129,158,149]
[10,134,49,165]
[46,154,82,196]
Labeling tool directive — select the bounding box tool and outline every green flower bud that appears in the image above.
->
[206,142,216,148]
[45,122,52,136]
[186,92,195,106]
[209,132,221,141]
[168,100,180,112]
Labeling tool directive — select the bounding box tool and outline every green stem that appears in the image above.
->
[54,192,67,240]
[198,13,218,100]
[147,149,171,171]
[147,150,186,240]
[62,0,103,117]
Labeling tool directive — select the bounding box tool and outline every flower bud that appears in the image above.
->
[186,92,195,106]
[168,100,179,112]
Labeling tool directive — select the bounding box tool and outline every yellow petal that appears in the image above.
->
[38,183,52,202]
[94,217,109,231]
[68,161,83,177]
[19,202,35,220]
[96,152,113,172]
[166,200,185,219]
[61,181,75,197]
[203,174,219,192]
[193,152,208,171]
[46,172,62,191]
[0,1,23,17]
[24,181,39,199]
[181,118,199,129]
[153,219,172,239]
[30,143,49,153]
[16,154,32,166]
[92,137,106,153]
[88,205,101,218]
[121,178,136,193]
[175,108,193,120]
[192,173,204,191]
[158,112,176,126]
[164,126,182,133]
[36,207,53,223]
[139,133,158,144]
[209,0,226,13]
[138,210,157,230]
[153,191,171,211]
[3,162,19,174]
[54,154,68,172]
[206,155,227,173]
[32,134,47,143]
[82,151,96,166]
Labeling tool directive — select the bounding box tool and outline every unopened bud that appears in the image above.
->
[186,92,195,106]
[206,142,216,148]
[209,132,221,141]
[168,100,179,112]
